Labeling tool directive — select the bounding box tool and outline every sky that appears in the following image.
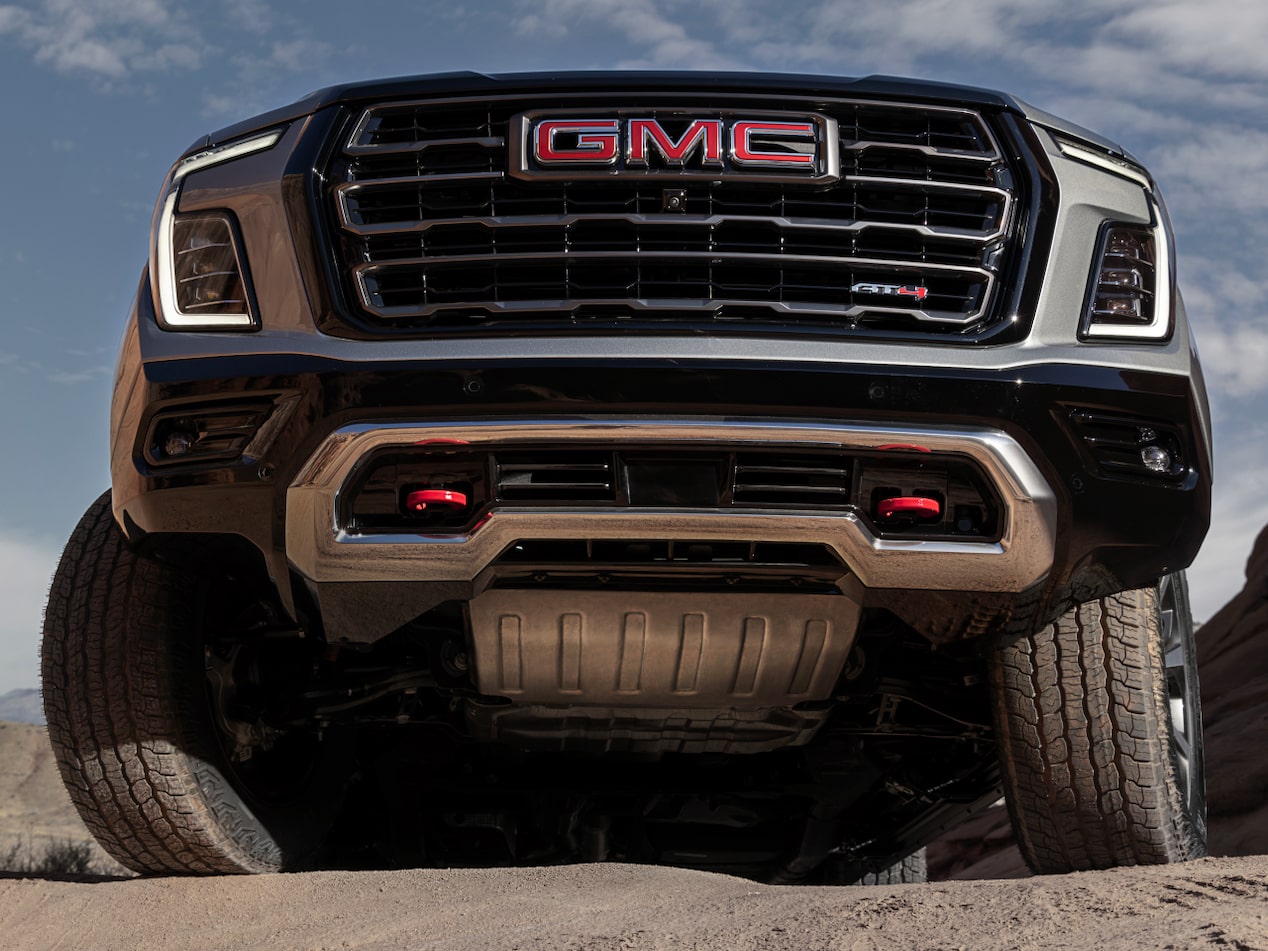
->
[0,0,1265,693]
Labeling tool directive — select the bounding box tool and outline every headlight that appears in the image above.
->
[153,128,283,331]
[156,201,255,329]
[1080,207,1172,341]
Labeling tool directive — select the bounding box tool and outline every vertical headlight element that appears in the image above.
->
[155,194,256,329]
[153,128,283,331]
[171,213,251,319]
[1088,226,1156,325]
[1081,211,1172,341]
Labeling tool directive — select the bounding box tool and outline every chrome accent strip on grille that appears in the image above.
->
[840,139,1000,161]
[344,94,1003,157]
[287,418,1057,592]
[353,252,995,325]
[335,171,505,189]
[345,134,505,157]
[335,208,1009,243]
[352,295,989,325]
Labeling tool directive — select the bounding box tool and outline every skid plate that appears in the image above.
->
[468,589,861,709]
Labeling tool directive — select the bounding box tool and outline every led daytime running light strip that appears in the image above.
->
[1056,138,1152,190]
[173,128,285,181]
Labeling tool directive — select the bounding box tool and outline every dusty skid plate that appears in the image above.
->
[468,590,861,708]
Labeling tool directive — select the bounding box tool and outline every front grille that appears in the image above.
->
[325,93,1018,337]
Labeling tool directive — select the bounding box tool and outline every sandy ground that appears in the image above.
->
[3,858,1267,951]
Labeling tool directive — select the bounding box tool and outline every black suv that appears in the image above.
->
[42,72,1210,881]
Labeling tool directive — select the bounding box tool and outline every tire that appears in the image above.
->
[855,848,927,885]
[41,492,346,874]
[990,572,1206,874]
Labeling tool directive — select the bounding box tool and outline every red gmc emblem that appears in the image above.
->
[510,111,840,183]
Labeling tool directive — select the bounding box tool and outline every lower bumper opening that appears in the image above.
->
[287,418,1058,597]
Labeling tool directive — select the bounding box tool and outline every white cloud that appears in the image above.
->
[516,13,567,40]
[224,0,272,34]
[1151,127,1268,217]
[141,41,203,71]
[513,0,1268,121]
[47,364,111,385]
[0,350,42,374]
[1107,0,1268,82]
[0,0,207,81]
[267,37,332,72]
[515,0,739,68]
[202,92,239,117]
[1177,255,1268,401]
[0,535,60,695]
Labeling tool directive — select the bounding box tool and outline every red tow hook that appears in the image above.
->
[404,489,469,514]
[877,496,942,520]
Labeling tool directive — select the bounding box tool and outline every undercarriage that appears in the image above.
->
[206,569,1000,880]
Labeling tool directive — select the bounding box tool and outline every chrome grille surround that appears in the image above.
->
[325,94,1018,336]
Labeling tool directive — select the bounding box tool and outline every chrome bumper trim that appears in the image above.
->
[286,418,1057,592]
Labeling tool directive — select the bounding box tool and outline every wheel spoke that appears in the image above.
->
[1160,606,1177,651]
[1165,645,1186,671]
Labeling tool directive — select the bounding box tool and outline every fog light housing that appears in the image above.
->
[163,430,196,458]
[145,402,275,467]
[1141,445,1172,473]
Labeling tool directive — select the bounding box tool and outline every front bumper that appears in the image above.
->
[112,307,1211,645]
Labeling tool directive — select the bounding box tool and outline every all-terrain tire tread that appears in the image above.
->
[990,586,1204,874]
[857,849,927,885]
[41,492,281,874]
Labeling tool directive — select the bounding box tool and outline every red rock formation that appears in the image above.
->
[1194,523,1268,858]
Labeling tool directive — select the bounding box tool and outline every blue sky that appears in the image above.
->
[1,0,1265,693]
